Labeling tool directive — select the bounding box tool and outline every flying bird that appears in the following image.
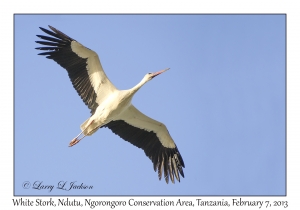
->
[35,25,185,184]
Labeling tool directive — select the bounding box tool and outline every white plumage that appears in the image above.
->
[36,25,185,183]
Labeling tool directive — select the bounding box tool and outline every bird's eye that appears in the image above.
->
[147,72,152,75]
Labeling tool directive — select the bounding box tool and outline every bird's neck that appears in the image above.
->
[129,77,148,95]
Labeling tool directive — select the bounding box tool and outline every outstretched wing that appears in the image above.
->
[103,105,185,184]
[35,25,117,114]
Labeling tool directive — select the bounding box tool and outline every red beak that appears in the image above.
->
[152,68,170,78]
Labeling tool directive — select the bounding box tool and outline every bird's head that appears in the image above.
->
[144,68,170,82]
[131,68,170,94]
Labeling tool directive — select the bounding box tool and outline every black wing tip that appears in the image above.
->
[37,25,74,42]
[151,144,184,184]
[155,151,185,184]
[38,26,51,34]
[48,25,56,32]
[48,25,57,32]
[38,25,54,30]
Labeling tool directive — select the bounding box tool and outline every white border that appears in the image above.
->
[2,0,298,209]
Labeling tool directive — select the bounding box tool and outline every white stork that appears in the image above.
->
[35,26,185,184]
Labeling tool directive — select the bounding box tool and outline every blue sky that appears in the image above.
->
[14,14,285,196]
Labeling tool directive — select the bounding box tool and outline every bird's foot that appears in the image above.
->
[69,138,80,147]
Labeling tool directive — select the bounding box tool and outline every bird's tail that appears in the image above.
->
[80,118,100,136]
[80,118,90,135]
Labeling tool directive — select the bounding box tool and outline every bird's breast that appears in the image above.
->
[93,92,132,124]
